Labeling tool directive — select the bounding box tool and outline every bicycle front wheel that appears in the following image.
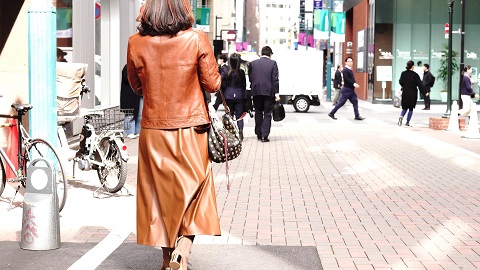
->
[96,138,127,193]
[26,138,67,212]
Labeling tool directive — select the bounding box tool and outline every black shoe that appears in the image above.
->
[398,116,403,126]
[261,137,270,142]
[328,113,337,120]
[239,130,244,141]
[405,122,410,126]
[256,134,261,140]
[354,116,365,121]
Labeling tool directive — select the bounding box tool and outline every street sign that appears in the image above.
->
[95,3,101,20]
[221,30,237,41]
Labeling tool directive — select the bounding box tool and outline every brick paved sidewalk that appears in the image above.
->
[2,101,480,269]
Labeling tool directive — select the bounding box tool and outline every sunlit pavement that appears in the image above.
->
[2,100,480,269]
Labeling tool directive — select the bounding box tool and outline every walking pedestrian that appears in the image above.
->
[421,63,434,110]
[248,46,280,142]
[328,57,365,121]
[458,65,478,116]
[120,64,143,139]
[223,53,246,140]
[126,0,222,269]
[332,64,343,105]
[213,54,228,111]
[397,60,427,127]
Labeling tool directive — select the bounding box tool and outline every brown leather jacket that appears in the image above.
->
[127,28,221,129]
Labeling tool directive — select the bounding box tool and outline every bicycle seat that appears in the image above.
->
[11,103,33,113]
[80,108,104,117]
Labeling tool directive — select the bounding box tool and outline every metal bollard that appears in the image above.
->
[20,158,60,250]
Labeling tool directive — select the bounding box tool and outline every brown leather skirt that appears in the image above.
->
[136,127,221,248]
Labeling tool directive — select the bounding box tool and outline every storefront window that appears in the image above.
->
[374,0,480,102]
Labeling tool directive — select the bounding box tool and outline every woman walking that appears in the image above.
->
[398,60,427,126]
[127,0,222,269]
[223,53,247,140]
[458,65,478,116]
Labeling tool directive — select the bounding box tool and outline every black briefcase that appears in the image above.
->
[273,102,285,121]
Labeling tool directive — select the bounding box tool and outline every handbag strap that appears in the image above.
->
[218,90,230,114]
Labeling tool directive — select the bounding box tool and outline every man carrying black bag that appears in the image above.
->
[248,46,280,142]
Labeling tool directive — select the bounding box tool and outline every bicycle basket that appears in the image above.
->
[87,108,133,132]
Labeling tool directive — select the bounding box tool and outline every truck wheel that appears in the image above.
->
[293,97,310,112]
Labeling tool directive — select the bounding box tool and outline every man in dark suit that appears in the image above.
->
[248,46,280,142]
[332,64,343,105]
[213,54,228,111]
[421,63,433,110]
[328,57,365,121]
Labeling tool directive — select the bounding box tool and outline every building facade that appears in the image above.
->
[342,0,480,102]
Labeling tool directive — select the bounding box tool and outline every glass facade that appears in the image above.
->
[374,0,480,102]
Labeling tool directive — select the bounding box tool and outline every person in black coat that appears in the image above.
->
[421,63,434,110]
[248,46,280,142]
[332,64,343,105]
[213,54,228,111]
[223,53,246,140]
[397,60,427,126]
[120,64,143,139]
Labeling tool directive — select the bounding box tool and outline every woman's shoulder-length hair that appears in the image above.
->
[137,0,194,36]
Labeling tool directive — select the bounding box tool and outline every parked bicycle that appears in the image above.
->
[0,101,67,211]
[58,82,133,194]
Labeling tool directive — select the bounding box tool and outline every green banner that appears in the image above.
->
[195,7,210,32]
[313,10,345,42]
[331,12,345,35]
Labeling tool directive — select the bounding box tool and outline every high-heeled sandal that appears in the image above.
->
[162,247,174,270]
[169,236,194,270]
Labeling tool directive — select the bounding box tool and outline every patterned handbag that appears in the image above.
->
[208,91,242,163]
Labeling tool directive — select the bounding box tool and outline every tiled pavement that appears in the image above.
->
[2,100,480,269]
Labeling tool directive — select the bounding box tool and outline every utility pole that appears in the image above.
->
[458,0,466,107]
[215,16,223,39]
[445,0,454,117]
[326,0,332,102]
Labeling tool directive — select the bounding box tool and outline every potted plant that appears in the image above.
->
[437,44,459,102]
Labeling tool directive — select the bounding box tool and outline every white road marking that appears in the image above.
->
[67,227,131,270]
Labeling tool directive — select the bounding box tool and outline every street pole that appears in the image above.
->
[305,19,308,51]
[326,0,332,102]
[445,0,454,117]
[458,0,466,105]
[215,16,222,39]
[28,0,57,146]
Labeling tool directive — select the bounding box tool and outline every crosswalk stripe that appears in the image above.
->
[67,227,131,270]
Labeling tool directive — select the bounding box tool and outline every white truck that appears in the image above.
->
[274,50,324,112]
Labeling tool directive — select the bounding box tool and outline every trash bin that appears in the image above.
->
[20,158,60,250]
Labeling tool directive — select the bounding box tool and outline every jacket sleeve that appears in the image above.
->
[416,73,427,95]
[465,76,474,94]
[272,61,279,94]
[240,69,246,91]
[126,38,142,96]
[197,31,221,93]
